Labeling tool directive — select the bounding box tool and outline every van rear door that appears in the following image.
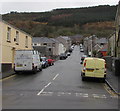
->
[85,59,95,77]
[94,59,105,78]
[15,51,33,71]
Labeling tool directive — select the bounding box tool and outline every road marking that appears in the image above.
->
[104,84,116,96]
[37,91,118,99]
[0,75,16,81]
[75,93,88,97]
[100,95,107,99]
[53,74,59,80]
[110,95,118,99]
[83,93,88,97]
[57,92,71,96]
[93,94,100,98]
[40,92,53,96]
[37,82,51,95]
[37,73,59,96]
[44,82,51,88]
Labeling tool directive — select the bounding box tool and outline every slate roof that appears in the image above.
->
[96,38,108,44]
[57,36,71,41]
[32,37,55,43]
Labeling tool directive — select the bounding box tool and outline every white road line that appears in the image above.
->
[37,73,59,96]
[100,95,107,99]
[37,82,51,95]
[93,94,100,98]
[53,74,59,80]
[83,94,88,97]
[45,82,51,88]
[40,92,53,96]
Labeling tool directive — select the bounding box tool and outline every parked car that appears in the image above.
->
[81,57,106,82]
[71,45,74,50]
[14,50,42,74]
[69,48,73,53]
[47,59,54,66]
[67,52,71,56]
[60,53,67,60]
[81,55,87,64]
[80,48,84,52]
[80,44,83,49]
[41,57,48,68]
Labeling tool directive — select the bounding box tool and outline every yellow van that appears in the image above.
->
[81,57,106,82]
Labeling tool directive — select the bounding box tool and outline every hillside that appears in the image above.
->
[2,5,117,37]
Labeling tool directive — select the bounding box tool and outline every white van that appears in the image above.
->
[81,57,106,82]
[14,50,42,73]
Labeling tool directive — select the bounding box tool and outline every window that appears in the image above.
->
[43,43,47,46]
[49,48,51,51]
[15,31,19,44]
[52,43,55,47]
[25,36,28,48]
[7,27,11,42]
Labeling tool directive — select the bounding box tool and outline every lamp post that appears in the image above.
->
[91,35,96,57]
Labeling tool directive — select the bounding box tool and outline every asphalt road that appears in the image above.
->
[2,46,118,109]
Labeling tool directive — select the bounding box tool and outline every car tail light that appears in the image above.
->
[84,60,87,67]
[104,62,106,73]
[105,62,106,68]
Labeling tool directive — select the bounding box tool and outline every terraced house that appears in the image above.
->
[0,20,32,78]
[115,1,120,58]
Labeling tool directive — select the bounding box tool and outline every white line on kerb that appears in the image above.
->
[53,74,59,80]
[37,82,51,95]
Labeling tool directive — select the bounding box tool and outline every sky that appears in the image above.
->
[0,0,119,14]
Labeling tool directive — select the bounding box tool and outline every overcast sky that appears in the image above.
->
[0,0,119,14]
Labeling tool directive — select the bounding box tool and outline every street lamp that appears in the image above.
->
[90,35,96,57]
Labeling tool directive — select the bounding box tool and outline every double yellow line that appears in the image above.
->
[0,74,16,82]
[104,84,118,97]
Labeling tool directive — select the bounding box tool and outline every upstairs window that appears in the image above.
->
[7,27,11,42]
[15,31,19,44]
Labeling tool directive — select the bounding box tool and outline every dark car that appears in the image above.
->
[60,53,67,60]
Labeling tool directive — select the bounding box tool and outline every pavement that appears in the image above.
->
[106,70,120,95]
[2,70,15,79]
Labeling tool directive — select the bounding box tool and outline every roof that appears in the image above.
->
[1,20,32,38]
[57,36,71,41]
[50,38,60,43]
[96,38,108,44]
[85,57,105,61]
[32,37,55,43]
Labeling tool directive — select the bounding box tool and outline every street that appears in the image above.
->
[2,46,118,109]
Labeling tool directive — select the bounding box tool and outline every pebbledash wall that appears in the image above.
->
[0,20,32,78]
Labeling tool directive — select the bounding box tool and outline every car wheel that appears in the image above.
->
[102,78,105,83]
[33,68,37,74]
[82,76,85,81]
[39,67,42,71]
